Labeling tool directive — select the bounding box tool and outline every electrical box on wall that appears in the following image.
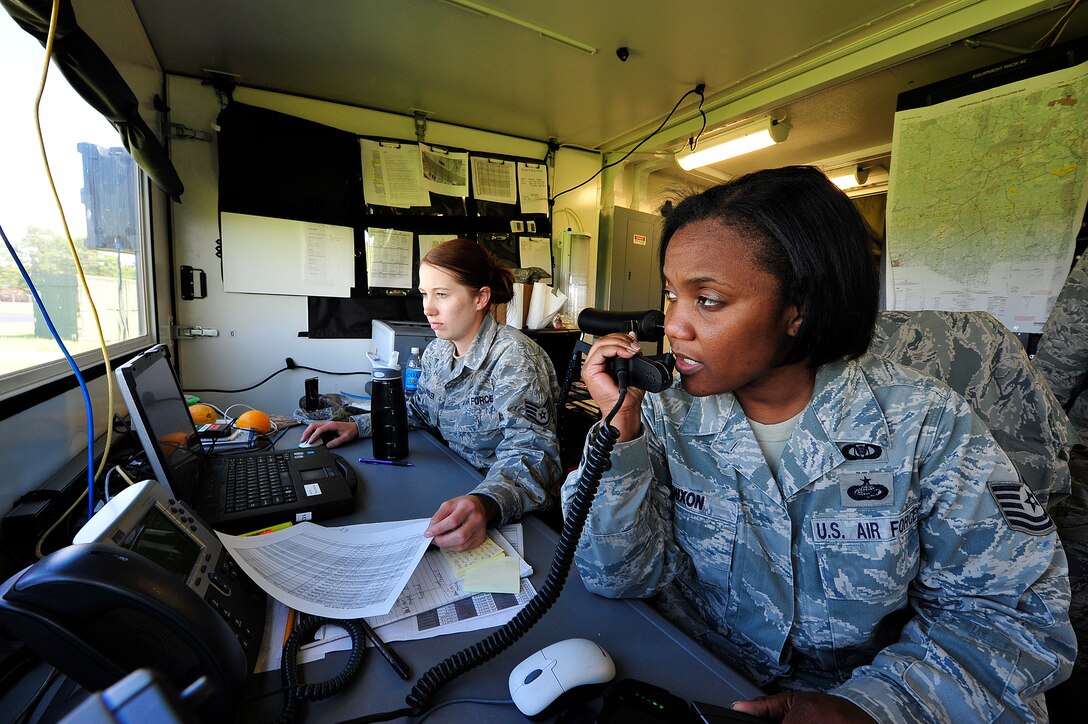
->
[596,206,664,314]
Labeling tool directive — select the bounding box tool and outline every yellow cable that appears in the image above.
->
[34,489,88,559]
[34,0,116,486]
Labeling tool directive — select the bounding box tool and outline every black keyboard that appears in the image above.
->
[223,453,298,513]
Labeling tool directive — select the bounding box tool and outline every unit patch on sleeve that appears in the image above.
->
[989,481,1054,535]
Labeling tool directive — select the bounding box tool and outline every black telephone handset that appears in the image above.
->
[578,308,676,393]
[0,542,247,722]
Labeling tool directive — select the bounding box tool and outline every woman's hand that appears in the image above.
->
[732,692,876,723]
[582,332,648,442]
[423,495,497,552]
[299,420,358,449]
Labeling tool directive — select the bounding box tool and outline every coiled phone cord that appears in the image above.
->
[278,615,366,723]
[403,392,625,712]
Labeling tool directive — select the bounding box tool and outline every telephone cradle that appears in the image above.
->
[0,480,269,722]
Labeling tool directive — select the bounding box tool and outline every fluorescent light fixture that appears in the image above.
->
[439,0,597,54]
[829,164,868,190]
[827,164,889,190]
[675,116,790,171]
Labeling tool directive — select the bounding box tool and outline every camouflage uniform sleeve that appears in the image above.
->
[1035,253,1088,411]
[831,393,1075,722]
[469,348,562,527]
[350,411,373,438]
[560,408,684,599]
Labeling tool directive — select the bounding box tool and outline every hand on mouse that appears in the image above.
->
[732,691,875,723]
[300,420,357,449]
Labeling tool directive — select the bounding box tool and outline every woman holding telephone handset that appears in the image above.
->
[563,167,1073,721]
[302,239,561,552]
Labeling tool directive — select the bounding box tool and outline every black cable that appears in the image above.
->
[278,616,368,724]
[9,666,60,724]
[688,89,707,151]
[187,364,371,394]
[413,697,515,723]
[551,84,706,203]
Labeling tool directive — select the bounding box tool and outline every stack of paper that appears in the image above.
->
[227,522,537,673]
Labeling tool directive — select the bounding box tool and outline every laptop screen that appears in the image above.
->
[116,344,204,501]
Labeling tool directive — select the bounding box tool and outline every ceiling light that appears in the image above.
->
[828,164,889,190]
[828,165,868,190]
[439,0,597,55]
[675,115,790,171]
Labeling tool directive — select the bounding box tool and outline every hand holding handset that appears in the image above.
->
[577,308,675,394]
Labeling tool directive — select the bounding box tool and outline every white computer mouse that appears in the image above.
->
[508,637,616,717]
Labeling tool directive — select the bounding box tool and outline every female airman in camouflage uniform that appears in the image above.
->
[564,167,1074,722]
[303,239,561,552]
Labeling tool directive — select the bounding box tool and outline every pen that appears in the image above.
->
[358,618,411,680]
[358,457,414,467]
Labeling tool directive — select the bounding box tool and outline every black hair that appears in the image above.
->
[659,166,879,367]
[421,238,515,306]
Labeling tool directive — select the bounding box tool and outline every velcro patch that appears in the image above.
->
[989,481,1054,535]
[837,472,894,507]
[840,442,883,461]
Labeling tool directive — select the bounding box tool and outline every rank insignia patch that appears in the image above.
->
[989,481,1054,535]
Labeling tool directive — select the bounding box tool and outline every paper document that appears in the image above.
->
[519,236,552,273]
[517,162,549,215]
[366,528,530,628]
[421,144,469,197]
[360,139,430,208]
[419,233,454,260]
[470,156,517,204]
[217,519,431,618]
[364,227,414,289]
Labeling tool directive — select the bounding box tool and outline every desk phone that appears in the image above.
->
[74,479,267,672]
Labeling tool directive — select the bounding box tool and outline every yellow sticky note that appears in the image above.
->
[462,556,521,594]
[440,536,505,577]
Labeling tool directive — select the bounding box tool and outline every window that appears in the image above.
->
[0,12,154,400]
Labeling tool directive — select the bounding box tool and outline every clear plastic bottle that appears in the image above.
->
[404,347,422,396]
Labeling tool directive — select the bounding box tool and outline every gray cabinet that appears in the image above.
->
[596,205,663,313]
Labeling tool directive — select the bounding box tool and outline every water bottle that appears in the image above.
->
[404,347,422,397]
[369,363,409,460]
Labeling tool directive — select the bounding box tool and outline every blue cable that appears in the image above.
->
[1,222,96,525]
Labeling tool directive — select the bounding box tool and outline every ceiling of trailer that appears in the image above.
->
[124,0,1088,186]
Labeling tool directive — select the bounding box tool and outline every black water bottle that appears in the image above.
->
[370,363,409,460]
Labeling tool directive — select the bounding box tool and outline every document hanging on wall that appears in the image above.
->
[518,236,552,273]
[365,228,414,290]
[361,139,430,208]
[421,144,469,197]
[221,212,355,297]
[470,156,517,204]
[517,162,549,215]
[419,234,456,259]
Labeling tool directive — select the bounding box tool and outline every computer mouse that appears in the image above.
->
[297,437,323,448]
[508,638,616,718]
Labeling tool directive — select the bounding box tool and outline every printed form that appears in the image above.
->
[217,519,431,618]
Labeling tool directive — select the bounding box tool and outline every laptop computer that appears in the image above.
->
[116,344,357,534]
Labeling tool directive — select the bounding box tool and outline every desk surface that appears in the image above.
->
[245,429,761,722]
